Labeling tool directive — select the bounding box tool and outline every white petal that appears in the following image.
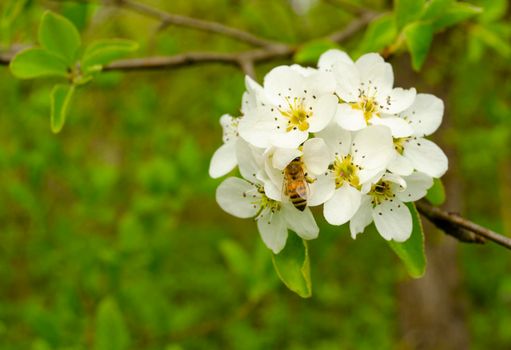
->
[403,137,448,178]
[238,111,274,148]
[263,178,282,201]
[236,139,263,182]
[315,122,351,157]
[216,177,260,218]
[209,142,237,178]
[352,125,394,169]
[257,210,288,254]
[349,195,373,239]
[307,94,337,132]
[302,138,331,175]
[270,129,309,148]
[318,49,353,70]
[379,87,416,114]
[387,152,414,176]
[370,116,413,138]
[283,205,319,240]
[308,173,336,206]
[264,65,305,103]
[396,171,433,202]
[324,184,362,226]
[356,53,393,95]
[272,147,302,170]
[331,60,360,102]
[382,172,407,189]
[372,200,412,242]
[358,168,384,185]
[401,93,444,137]
[336,104,367,131]
[304,70,337,95]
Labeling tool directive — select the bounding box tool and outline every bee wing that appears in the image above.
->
[297,179,310,200]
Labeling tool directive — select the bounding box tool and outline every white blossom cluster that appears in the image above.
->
[209,50,448,254]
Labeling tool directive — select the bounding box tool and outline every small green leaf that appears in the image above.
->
[355,13,398,55]
[50,84,75,133]
[94,298,130,350]
[388,202,426,278]
[421,0,453,21]
[431,2,482,31]
[294,39,340,64]
[404,21,433,71]
[426,178,446,205]
[39,11,81,63]
[272,233,312,298]
[394,0,425,30]
[9,48,68,79]
[82,39,139,71]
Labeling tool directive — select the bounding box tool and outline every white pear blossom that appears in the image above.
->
[261,137,335,207]
[216,177,319,253]
[209,114,241,178]
[318,49,416,136]
[211,49,449,252]
[239,66,338,149]
[350,172,433,241]
[317,124,394,225]
[388,93,448,177]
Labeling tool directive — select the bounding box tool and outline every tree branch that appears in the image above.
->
[115,0,281,48]
[416,199,511,250]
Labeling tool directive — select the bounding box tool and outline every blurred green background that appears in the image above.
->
[0,0,510,349]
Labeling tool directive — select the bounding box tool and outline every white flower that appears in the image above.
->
[216,177,319,253]
[209,114,241,178]
[318,49,416,136]
[261,137,335,207]
[239,66,338,149]
[317,124,395,225]
[350,172,433,241]
[388,93,448,178]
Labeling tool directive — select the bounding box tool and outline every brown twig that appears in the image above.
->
[416,199,511,250]
[116,0,280,48]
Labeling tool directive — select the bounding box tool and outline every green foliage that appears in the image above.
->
[404,21,433,70]
[294,39,340,64]
[50,84,75,133]
[355,13,397,55]
[394,0,425,30]
[82,39,139,72]
[387,203,426,278]
[426,178,446,205]
[272,233,312,298]
[94,298,130,350]
[9,48,68,79]
[39,11,81,64]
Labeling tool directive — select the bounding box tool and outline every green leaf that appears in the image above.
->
[94,298,130,350]
[355,13,398,55]
[293,39,340,64]
[9,48,68,79]
[420,0,453,21]
[431,2,482,31]
[272,233,312,298]
[39,11,81,63]
[82,39,139,71]
[394,0,425,30]
[388,202,426,278]
[426,178,446,205]
[472,24,511,58]
[403,21,433,71]
[50,84,75,133]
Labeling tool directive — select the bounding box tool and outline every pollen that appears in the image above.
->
[279,97,310,132]
[369,180,393,206]
[350,95,380,122]
[332,154,360,189]
[393,137,410,155]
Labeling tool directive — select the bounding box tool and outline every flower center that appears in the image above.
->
[253,185,281,220]
[393,137,409,155]
[331,154,360,189]
[369,180,394,206]
[350,95,380,122]
[280,97,310,132]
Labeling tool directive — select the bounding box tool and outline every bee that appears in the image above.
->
[283,157,309,211]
